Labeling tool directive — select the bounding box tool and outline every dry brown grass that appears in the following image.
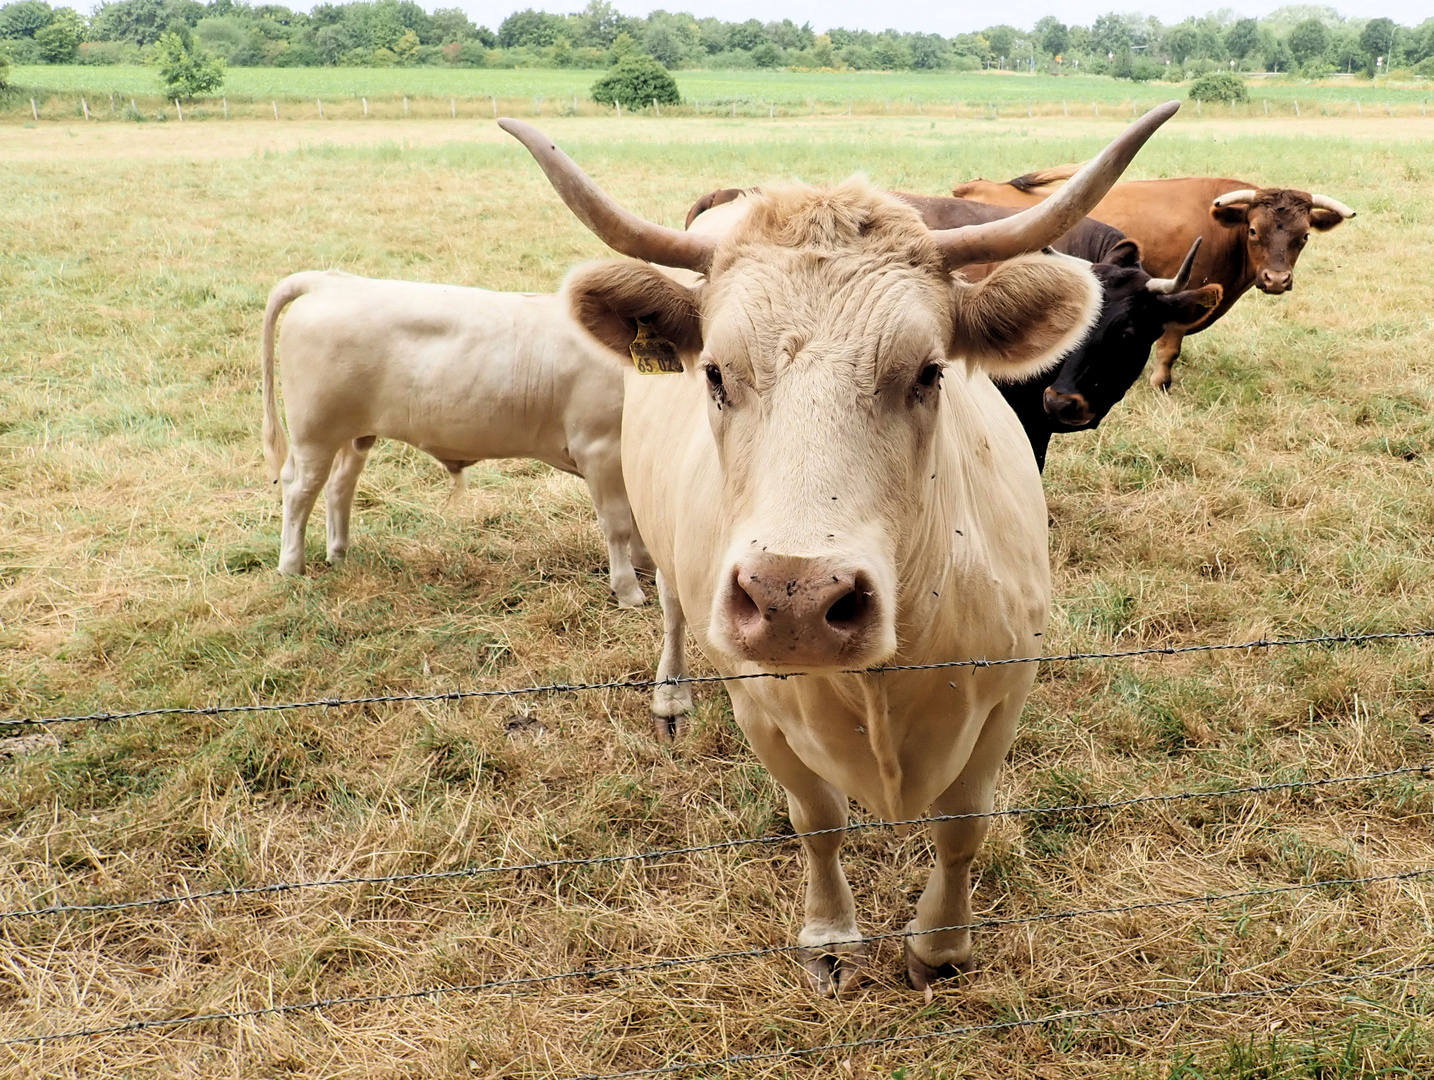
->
[1,116,1432,1078]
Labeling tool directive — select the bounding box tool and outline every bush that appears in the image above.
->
[0,52,9,91]
[78,41,138,64]
[1188,71,1249,103]
[1417,56,1434,77]
[590,52,679,109]
[154,31,225,100]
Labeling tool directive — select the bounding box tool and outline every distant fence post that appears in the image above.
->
[362,97,368,117]
[1263,99,1268,115]
[1093,101,1099,118]
[450,97,455,117]
[1386,102,1393,117]
[130,98,137,115]
[490,95,496,119]
[317,98,323,119]
[1293,100,1299,117]
[1355,100,1361,116]
[222,96,228,119]
[30,98,38,121]
[652,97,659,115]
[1027,99,1032,118]
[175,99,183,121]
[109,92,115,114]
[1195,99,1200,116]
[847,98,852,115]
[770,101,774,119]
[81,96,89,120]
[1062,98,1067,117]
[617,101,622,118]
[403,96,409,116]
[536,94,542,116]
[573,94,578,114]
[272,100,279,120]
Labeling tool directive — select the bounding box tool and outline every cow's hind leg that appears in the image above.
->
[325,436,373,565]
[735,687,863,996]
[904,692,1022,991]
[1149,327,1187,391]
[279,442,340,575]
[574,441,644,608]
[651,570,691,742]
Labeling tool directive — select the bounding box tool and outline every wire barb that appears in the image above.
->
[5,765,1427,921]
[5,627,1431,729]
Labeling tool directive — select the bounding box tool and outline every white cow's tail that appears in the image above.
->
[261,273,317,483]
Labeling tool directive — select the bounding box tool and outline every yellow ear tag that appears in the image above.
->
[629,317,683,374]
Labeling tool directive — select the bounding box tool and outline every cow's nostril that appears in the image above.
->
[825,588,866,628]
[731,575,761,622]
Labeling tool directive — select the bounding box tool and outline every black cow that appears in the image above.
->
[687,189,1221,472]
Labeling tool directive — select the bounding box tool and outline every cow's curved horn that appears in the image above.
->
[1211,188,1257,208]
[1310,193,1356,218]
[498,118,717,273]
[931,101,1180,269]
[1146,236,1202,294]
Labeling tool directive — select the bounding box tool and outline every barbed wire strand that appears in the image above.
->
[6,764,1428,921]
[6,953,1429,1052]
[561,961,1434,1080]
[6,627,1431,729]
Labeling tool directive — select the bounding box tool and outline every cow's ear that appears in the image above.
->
[1308,208,1346,231]
[1210,203,1248,227]
[1105,238,1142,268]
[950,253,1101,384]
[1160,283,1222,326]
[564,259,704,365]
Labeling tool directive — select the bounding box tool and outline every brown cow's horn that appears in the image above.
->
[1310,194,1356,218]
[498,118,717,273]
[1146,236,1202,294]
[931,101,1180,269]
[1211,189,1257,208]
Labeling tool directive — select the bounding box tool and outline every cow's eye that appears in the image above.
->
[1248,227,1257,238]
[917,362,943,388]
[704,363,726,402]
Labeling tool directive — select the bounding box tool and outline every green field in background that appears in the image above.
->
[9,63,1433,106]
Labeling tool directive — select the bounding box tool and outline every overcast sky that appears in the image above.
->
[450,3,1427,34]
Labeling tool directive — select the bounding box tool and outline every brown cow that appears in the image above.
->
[951,167,1355,389]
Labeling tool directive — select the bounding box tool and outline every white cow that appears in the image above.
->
[503,104,1175,993]
[260,271,652,606]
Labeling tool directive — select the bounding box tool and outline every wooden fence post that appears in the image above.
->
[272,100,279,120]
[223,96,228,119]
[403,96,409,116]
[317,98,323,119]
[31,98,38,121]
[1355,100,1361,115]
[450,97,455,117]
[175,99,183,121]
[81,96,89,120]
[362,97,368,117]
[109,92,115,114]
[1263,99,1268,115]
[1062,99,1068,117]
[1093,101,1099,118]
[1293,100,1299,117]
[770,101,774,119]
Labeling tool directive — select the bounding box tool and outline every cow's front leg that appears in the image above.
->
[1149,327,1186,391]
[905,692,1022,990]
[734,688,863,996]
[575,442,645,608]
[324,437,372,564]
[278,443,339,575]
[650,570,691,742]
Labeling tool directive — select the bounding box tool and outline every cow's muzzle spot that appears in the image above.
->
[1043,387,1095,429]
[722,555,880,667]
[1257,270,1293,294]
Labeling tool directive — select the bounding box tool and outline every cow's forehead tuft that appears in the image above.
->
[1251,188,1315,216]
[710,178,945,278]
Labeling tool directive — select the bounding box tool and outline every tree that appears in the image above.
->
[909,32,947,70]
[984,23,1015,60]
[33,5,80,60]
[1360,17,1396,71]
[1164,23,1199,64]
[750,40,779,67]
[642,19,684,68]
[1225,18,1258,61]
[497,7,564,48]
[428,7,474,43]
[155,29,224,98]
[0,0,54,38]
[1090,12,1131,57]
[1289,18,1330,66]
[727,18,764,52]
[1188,71,1247,103]
[590,51,678,108]
[90,0,194,47]
[1034,16,1066,57]
[0,52,9,88]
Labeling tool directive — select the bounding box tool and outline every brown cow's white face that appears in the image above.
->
[566,181,1100,671]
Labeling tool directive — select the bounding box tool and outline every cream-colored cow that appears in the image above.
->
[503,104,1176,994]
[261,271,651,606]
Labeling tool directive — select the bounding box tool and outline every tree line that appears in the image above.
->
[1,0,1431,79]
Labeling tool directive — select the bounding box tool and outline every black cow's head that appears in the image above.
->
[1209,188,1354,295]
[1041,239,1221,430]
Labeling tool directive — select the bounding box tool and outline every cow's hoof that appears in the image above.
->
[616,585,647,609]
[798,942,866,998]
[276,561,304,576]
[326,550,348,565]
[1149,371,1173,392]
[651,712,687,743]
[903,935,975,991]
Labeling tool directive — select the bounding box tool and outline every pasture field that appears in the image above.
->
[2,114,1434,1077]
[6,63,1434,121]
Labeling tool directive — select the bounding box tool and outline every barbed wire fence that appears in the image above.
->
[3,624,1433,1063]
